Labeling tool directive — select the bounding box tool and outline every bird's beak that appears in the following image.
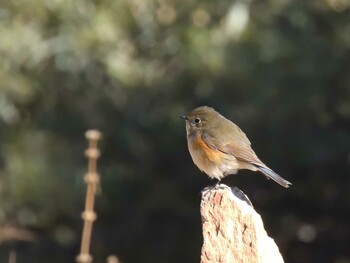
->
[180,115,188,121]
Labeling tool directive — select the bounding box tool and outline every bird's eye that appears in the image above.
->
[194,118,201,124]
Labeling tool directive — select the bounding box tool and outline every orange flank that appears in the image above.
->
[191,134,222,164]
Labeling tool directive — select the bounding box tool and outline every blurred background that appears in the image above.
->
[0,0,349,262]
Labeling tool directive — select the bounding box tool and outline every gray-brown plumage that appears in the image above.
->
[181,106,291,188]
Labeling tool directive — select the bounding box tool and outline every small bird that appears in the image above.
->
[181,106,291,188]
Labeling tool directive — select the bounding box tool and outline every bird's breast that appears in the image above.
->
[187,133,225,178]
[187,132,239,179]
[188,133,222,163]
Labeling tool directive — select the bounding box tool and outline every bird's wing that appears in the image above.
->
[210,115,252,146]
[201,132,267,168]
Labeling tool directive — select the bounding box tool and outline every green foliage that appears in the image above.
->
[0,0,349,262]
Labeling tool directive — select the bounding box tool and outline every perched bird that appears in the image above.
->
[181,106,291,188]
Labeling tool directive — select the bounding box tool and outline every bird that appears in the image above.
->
[181,106,291,188]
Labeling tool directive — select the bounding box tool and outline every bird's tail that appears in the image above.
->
[256,166,292,188]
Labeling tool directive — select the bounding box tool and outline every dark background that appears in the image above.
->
[0,0,349,262]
